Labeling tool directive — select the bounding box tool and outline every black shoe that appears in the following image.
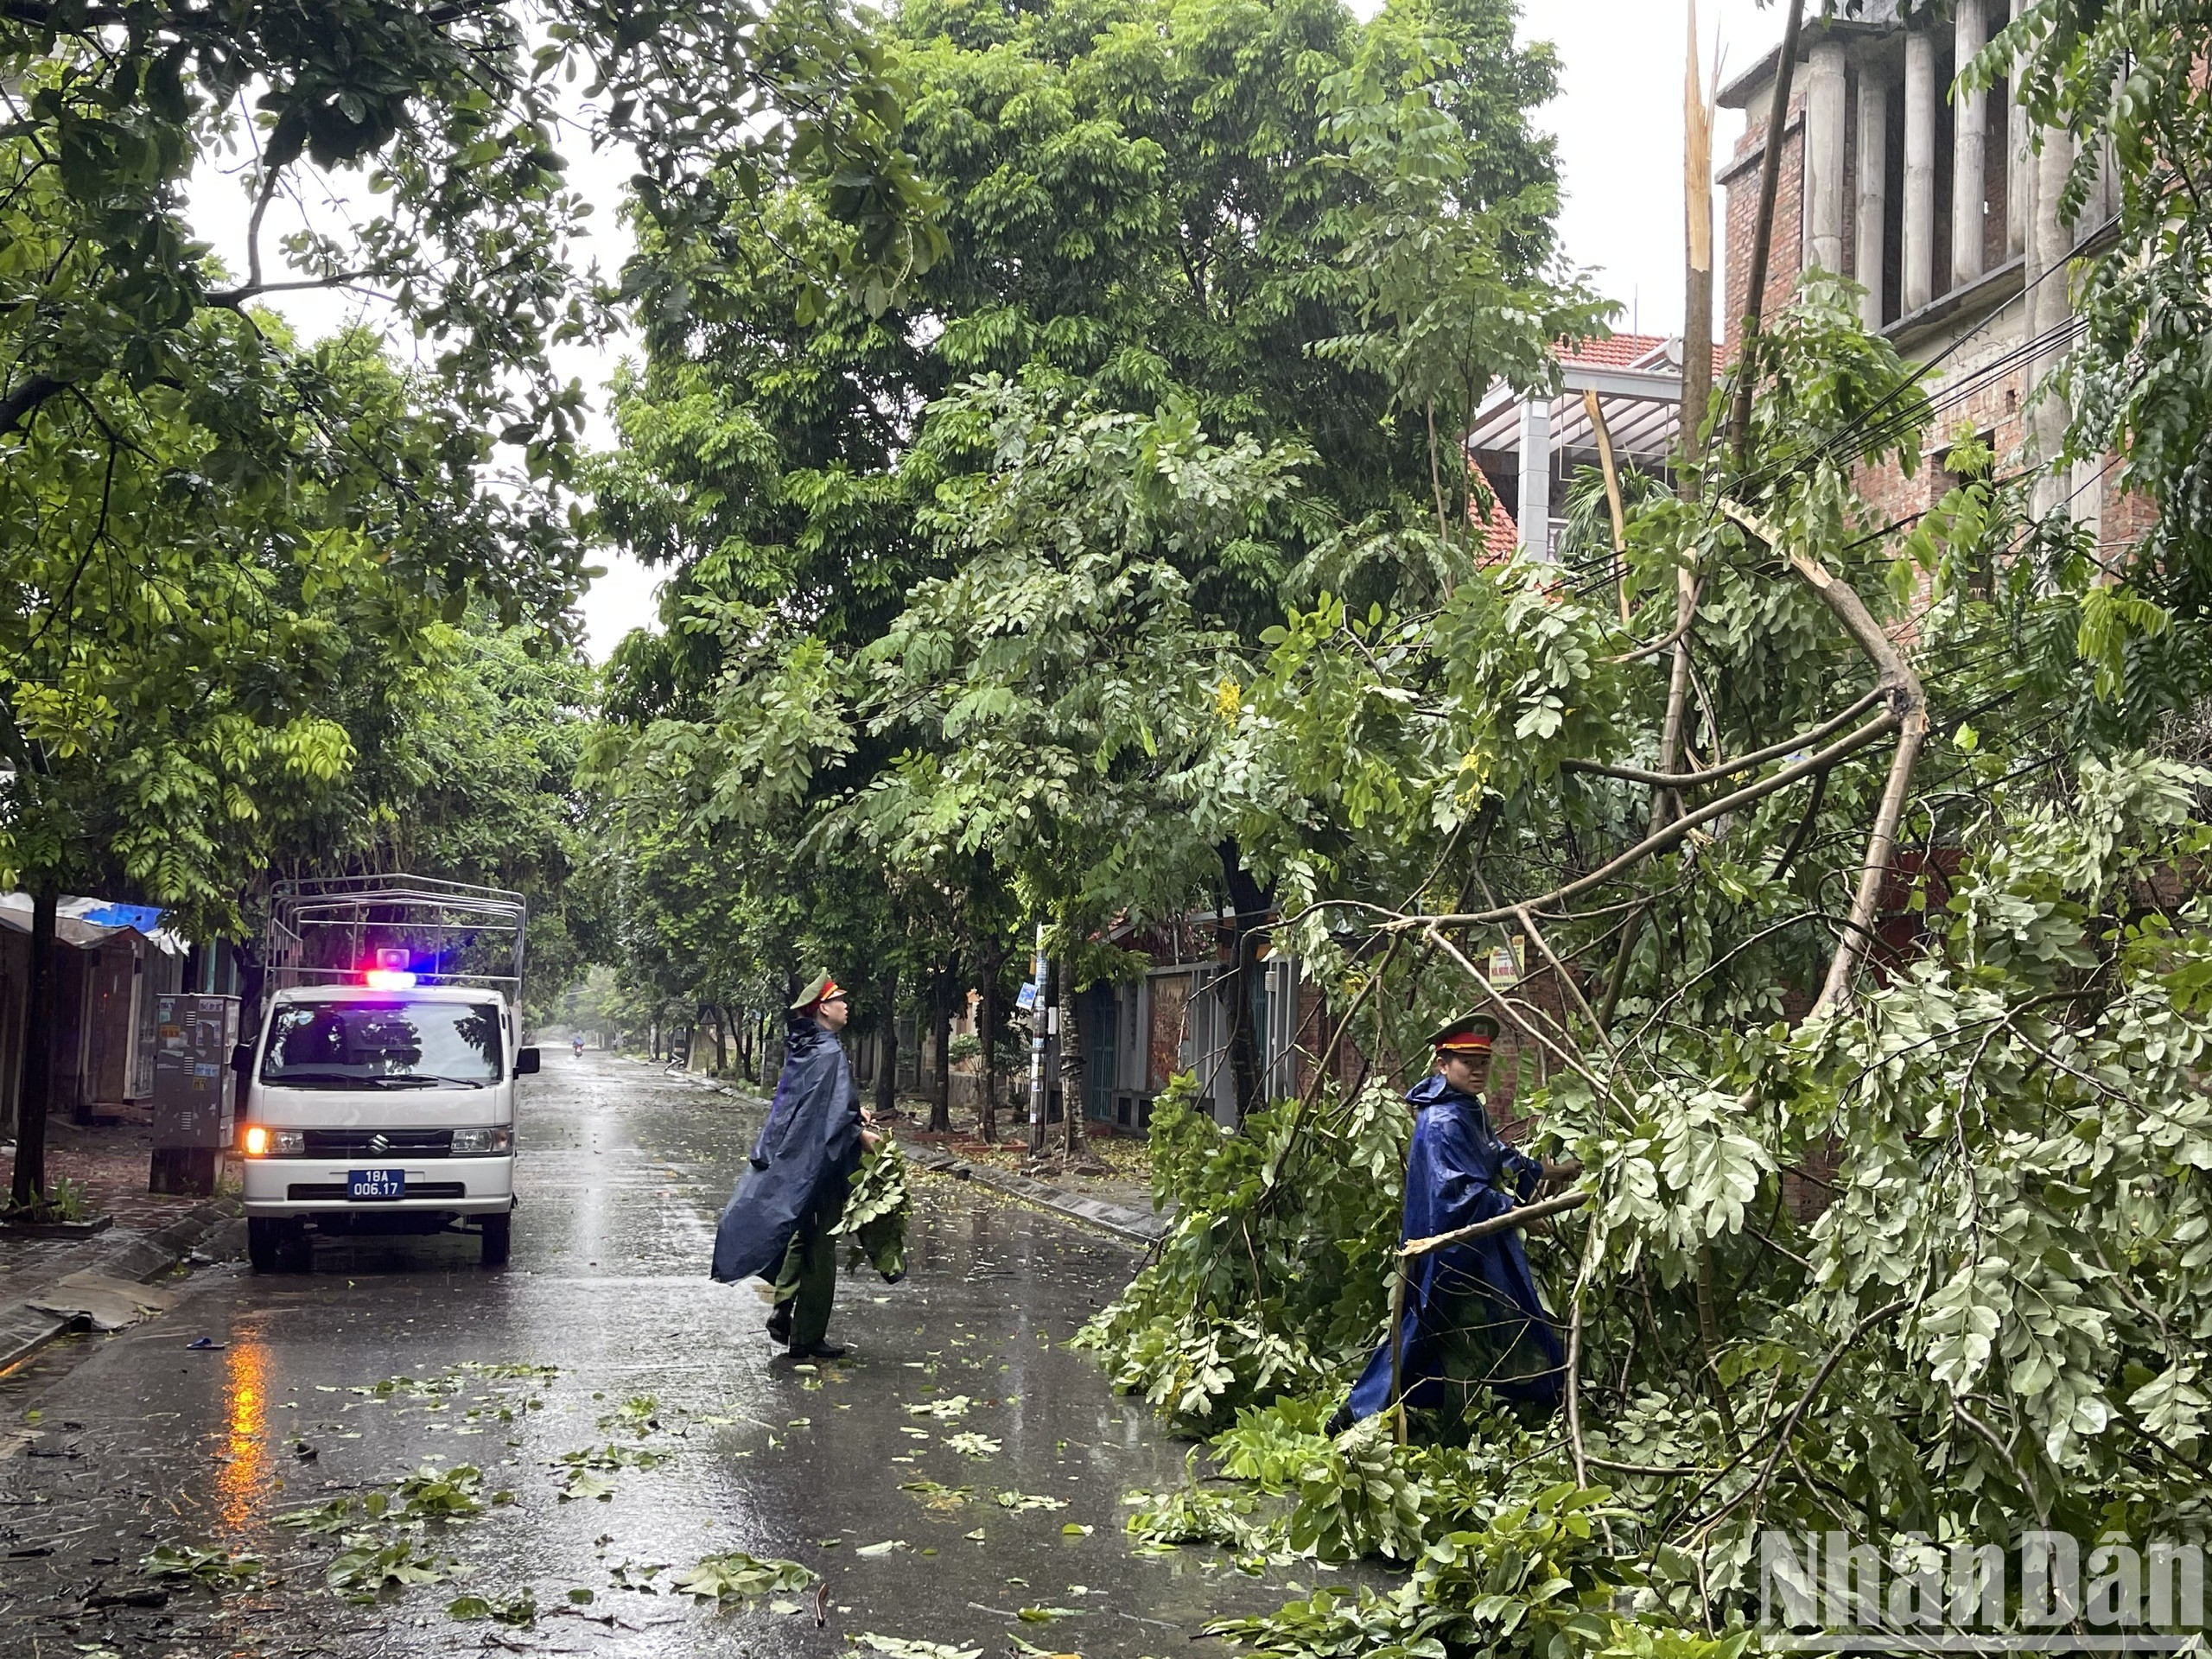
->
[766,1303,792,1344]
[1325,1404,1354,1436]
[791,1340,847,1360]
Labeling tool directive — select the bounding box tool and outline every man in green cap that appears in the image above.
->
[710,973,880,1357]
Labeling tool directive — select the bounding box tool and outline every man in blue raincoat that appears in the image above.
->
[1332,1014,1568,1435]
[711,973,878,1358]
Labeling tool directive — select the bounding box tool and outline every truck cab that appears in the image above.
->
[237,876,533,1271]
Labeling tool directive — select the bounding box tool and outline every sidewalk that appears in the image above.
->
[1,1113,243,1376]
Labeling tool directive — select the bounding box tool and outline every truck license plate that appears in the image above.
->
[347,1168,405,1200]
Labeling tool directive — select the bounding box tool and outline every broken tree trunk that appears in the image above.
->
[1681,0,1714,480]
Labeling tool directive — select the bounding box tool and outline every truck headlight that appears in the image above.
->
[242,1127,304,1156]
[450,1127,512,1155]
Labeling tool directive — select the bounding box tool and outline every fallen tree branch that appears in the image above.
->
[1402,710,1898,931]
[1715,499,1929,1015]
[1694,1294,1910,1534]
[1560,687,1885,789]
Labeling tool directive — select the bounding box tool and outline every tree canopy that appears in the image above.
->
[587,0,1599,1106]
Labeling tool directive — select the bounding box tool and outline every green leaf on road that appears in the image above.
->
[671,1551,816,1604]
[852,1636,982,1659]
[139,1543,260,1586]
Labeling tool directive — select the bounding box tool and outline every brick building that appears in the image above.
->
[1717,0,2151,553]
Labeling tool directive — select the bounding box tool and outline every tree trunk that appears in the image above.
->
[928,956,955,1134]
[9,883,59,1211]
[874,964,899,1119]
[1217,841,1273,1125]
[977,944,1005,1146]
[1726,0,1807,464]
[1059,964,1085,1158]
[711,1005,728,1075]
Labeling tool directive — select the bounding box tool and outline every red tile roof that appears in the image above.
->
[1559,333,1725,375]
[1472,491,1520,559]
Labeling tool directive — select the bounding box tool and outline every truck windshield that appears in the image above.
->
[262,1001,504,1088]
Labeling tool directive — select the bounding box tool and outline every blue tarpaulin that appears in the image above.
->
[79,903,168,935]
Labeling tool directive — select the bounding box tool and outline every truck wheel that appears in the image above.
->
[247,1217,281,1272]
[480,1213,512,1268]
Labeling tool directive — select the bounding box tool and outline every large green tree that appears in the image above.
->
[592,0,1596,1116]
[0,0,938,1208]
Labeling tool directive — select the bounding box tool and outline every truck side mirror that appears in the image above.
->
[231,1043,254,1077]
[515,1047,540,1077]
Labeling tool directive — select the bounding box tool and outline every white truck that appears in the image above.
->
[233,876,536,1271]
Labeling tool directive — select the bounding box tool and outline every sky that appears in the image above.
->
[189,1,1779,662]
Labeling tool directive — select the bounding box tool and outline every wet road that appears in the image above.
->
[0,1052,1328,1656]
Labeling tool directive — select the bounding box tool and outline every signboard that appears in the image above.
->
[1487,936,1526,988]
[1014,981,1039,1011]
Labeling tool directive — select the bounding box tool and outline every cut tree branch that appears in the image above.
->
[1401,1189,1590,1257]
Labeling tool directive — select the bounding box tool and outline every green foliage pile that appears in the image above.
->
[1072,1076,1409,1425]
[839,1138,913,1282]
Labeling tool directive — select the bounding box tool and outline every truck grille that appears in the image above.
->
[287,1182,468,1201]
[301,1128,454,1159]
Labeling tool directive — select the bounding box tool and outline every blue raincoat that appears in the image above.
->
[1344,1073,1564,1420]
[710,1014,861,1284]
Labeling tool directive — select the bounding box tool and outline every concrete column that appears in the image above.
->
[1517,396,1552,560]
[1902,29,1936,313]
[2026,124,2075,520]
[1804,40,1849,274]
[1952,0,1987,284]
[2005,0,2030,257]
[1855,71,1889,329]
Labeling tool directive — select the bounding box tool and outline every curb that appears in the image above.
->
[0,1195,242,1378]
[909,1151,1170,1247]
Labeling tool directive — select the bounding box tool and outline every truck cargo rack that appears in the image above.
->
[264,874,526,1001]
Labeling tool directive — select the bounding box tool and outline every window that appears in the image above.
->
[263,1001,505,1088]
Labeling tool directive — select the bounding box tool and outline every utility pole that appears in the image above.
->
[1027,925,1048,1157]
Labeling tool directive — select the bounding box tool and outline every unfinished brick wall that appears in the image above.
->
[1722,89,1807,358]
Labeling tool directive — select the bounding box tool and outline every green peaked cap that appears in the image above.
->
[791,972,844,1013]
[1424,1014,1498,1052]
